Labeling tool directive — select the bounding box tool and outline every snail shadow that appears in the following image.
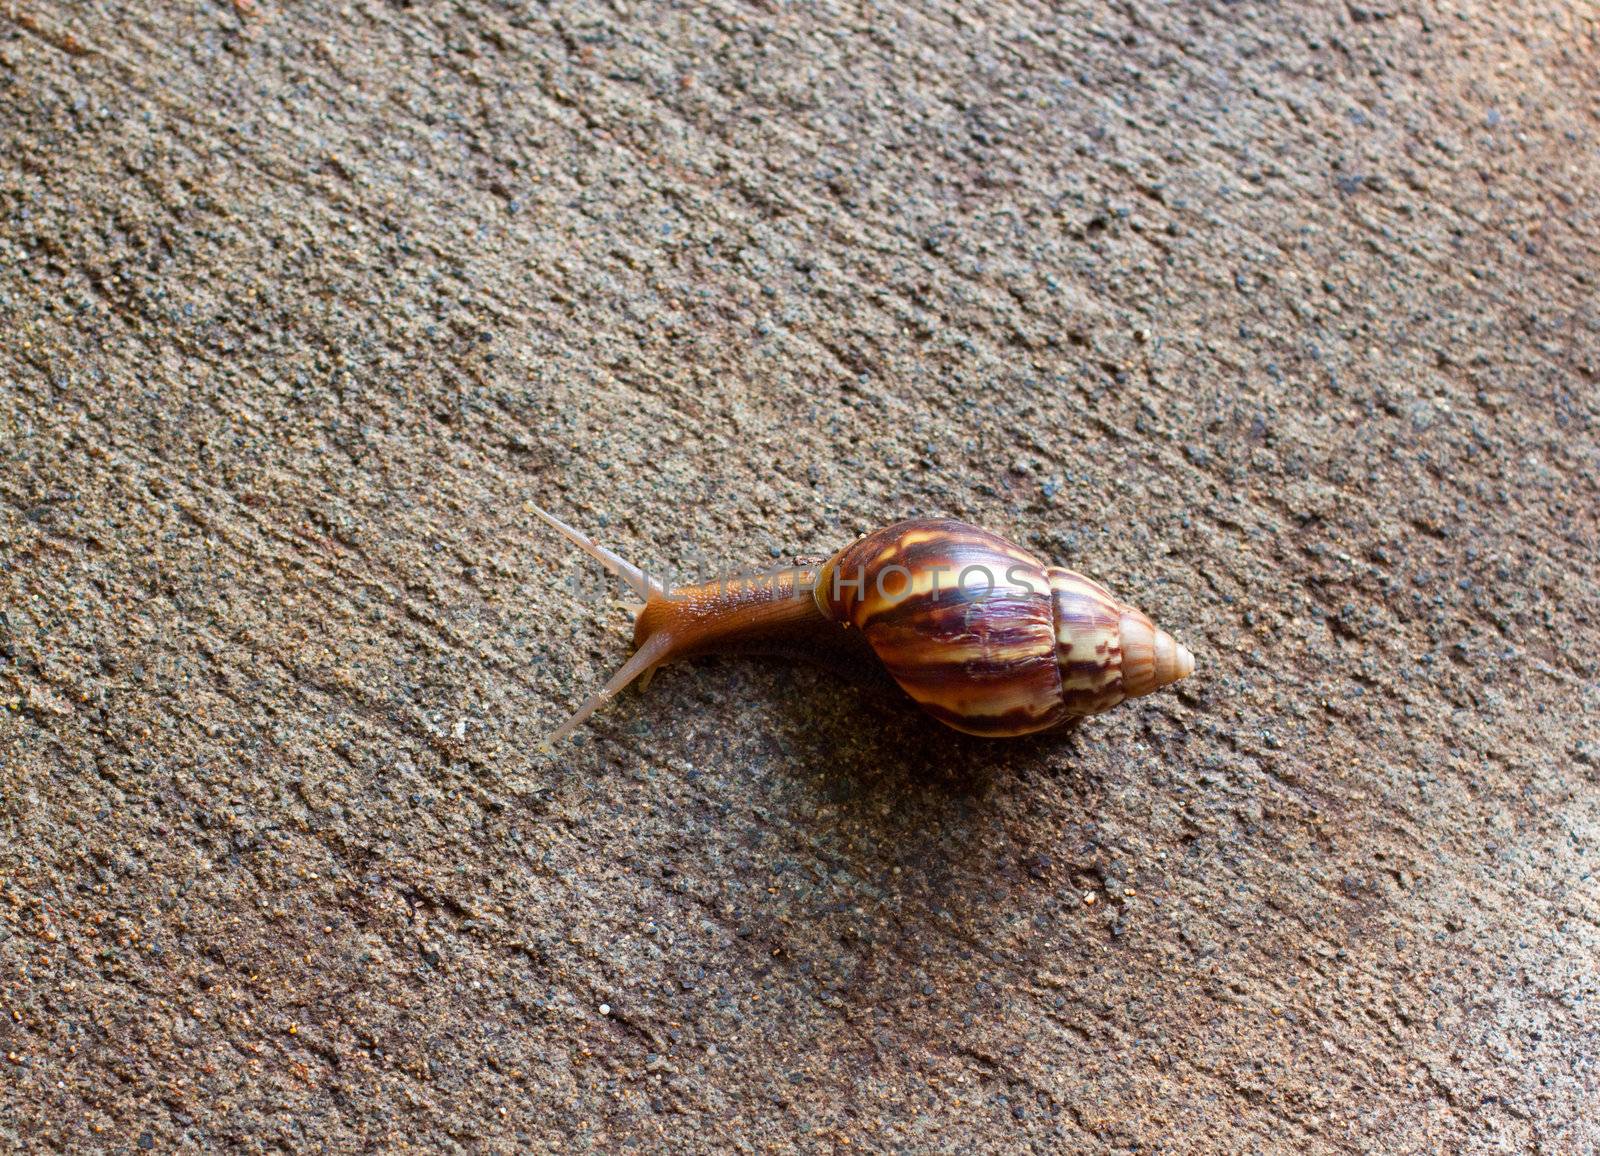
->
[717,660,1112,1029]
[549,656,1115,1058]
[550,651,1100,904]
[553,652,1097,814]
[757,658,1092,795]
[683,657,1103,930]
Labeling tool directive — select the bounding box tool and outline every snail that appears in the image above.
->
[533,507,1195,742]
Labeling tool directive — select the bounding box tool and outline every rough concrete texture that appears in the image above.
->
[2,1,1598,1151]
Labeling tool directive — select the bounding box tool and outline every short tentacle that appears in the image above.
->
[544,629,675,745]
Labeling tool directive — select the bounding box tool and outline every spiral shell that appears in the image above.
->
[814,520,1193,736]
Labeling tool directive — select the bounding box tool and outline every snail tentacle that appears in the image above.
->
[530,504,662,600]
[544,630,676,745]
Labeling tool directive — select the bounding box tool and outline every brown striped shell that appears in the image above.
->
[813,519,1194,737]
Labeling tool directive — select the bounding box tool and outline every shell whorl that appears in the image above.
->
[815,519,1193,736]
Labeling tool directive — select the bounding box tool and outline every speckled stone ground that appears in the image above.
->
[2,2,1598,1151]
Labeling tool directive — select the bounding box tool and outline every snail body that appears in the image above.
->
[535,509,1194,743]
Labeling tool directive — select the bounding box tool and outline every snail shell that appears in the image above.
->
[816,520,1193,736]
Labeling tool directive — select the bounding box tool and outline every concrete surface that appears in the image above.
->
[2,1,1598,1151]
